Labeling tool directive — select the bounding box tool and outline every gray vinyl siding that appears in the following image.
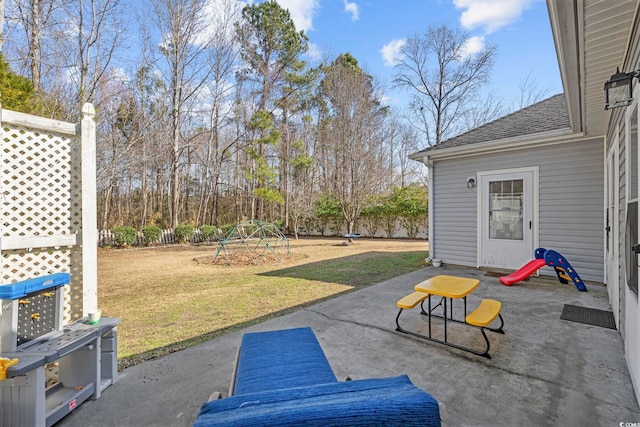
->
[432,137,604,282]
[618,136,627,337]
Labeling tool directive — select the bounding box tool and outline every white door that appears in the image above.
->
[605,147,619,325]
[479,168,537,269]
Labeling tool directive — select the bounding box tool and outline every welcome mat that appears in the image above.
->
[560,304,616,329]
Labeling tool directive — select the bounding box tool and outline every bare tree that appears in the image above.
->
[5,0,56,90]
[149,0,215,227]
[513,70,552,109]
[95,75,137,228]
[0,0,5,51]
[4,0,77,113]
[394,24,496,147]
[193,0,242,226]
[62,0,127,112]
[131,23,160,227]
[317,53,387,233]
[460,89,506,131]
[3,0,127,118]
[384,115,423,187]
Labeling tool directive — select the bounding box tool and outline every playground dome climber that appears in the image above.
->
[212,220,291,266]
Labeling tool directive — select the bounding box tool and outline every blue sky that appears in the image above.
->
[275,0,563,110]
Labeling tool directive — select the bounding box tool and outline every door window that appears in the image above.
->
[489,179,524,240]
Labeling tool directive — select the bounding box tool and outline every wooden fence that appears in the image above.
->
[97,228,218,247]
[97,222,428,247]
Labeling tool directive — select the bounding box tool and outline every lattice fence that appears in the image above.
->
[0,105,97,326]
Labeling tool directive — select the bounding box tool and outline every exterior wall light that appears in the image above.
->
[467,177,476,188]
[604,67,638,110]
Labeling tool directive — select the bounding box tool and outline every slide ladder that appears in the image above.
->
[543,249,587,292]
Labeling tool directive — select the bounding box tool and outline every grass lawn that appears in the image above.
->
[97,237,428,368]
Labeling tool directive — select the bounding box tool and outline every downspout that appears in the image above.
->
[425,153,435,260]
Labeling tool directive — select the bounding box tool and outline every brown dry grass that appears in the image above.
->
[97,237,428,367]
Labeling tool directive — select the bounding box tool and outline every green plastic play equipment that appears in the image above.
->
[212,220,291,265]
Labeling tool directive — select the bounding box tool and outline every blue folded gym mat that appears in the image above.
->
[194,327,441,427]
[232,327,338,395]
[195,374,441,426]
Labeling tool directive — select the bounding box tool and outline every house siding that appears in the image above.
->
[619,137,627,338]
[432,137,604,282]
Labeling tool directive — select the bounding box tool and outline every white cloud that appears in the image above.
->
[193,0,244,47]
[453,0,537,33]
[306,42,323,61]
[343,0,359,21]
[194,0,319,48]
[380,38,406,67]
[190,79,236,124]
[458,35,485,59]
[111,67,130,84]
[64,65,80,87]
[378,94,391,106]
[277,0,319,32]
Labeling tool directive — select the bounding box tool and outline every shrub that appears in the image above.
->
[272,219,285,232]
[112,226,138,246]
[199,225,219,241]
[141,225,162,245]
[220,223,235,237]
[314,195,343,236]
[391,186,428,238]
[174,224,195,244]
[360,199,384,237]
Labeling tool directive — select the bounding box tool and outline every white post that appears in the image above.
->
[81,103,98,315]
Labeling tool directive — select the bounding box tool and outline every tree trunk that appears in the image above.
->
[29,0,42,91]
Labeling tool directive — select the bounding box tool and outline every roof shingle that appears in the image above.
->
[413,93,569,154]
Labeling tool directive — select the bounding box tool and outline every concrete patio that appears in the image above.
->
[58,264,640,426]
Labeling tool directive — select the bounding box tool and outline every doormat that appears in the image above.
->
[560,304,616,329]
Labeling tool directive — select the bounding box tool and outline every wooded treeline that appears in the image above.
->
[1,0,540,234]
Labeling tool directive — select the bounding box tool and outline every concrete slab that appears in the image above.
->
[57,265,640,426]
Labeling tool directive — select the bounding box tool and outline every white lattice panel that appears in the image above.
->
[1,114,87,324]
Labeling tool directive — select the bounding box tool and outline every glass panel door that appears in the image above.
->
[479,168,536,270]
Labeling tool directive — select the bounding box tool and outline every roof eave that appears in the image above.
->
[546,0,583,134]
[410,127,581,162]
